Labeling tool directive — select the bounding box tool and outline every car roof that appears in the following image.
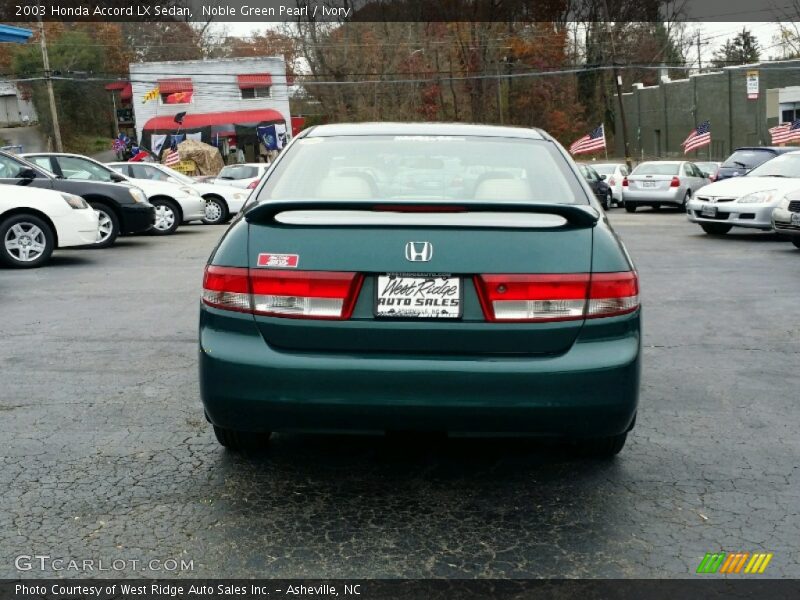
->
[637,160,683,165]
[731,146,798,154]
[304,122,546,140]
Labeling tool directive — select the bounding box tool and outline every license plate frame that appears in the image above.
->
[375,274,462,319]
[701,205,718,218]
[791,213,800,226]
[641,180,656,188]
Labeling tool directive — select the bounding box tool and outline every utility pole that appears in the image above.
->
[612,65,632,170]
[696,31,702,73]
[38,19,63,152]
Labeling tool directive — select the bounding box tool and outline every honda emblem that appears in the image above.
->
[405,241,433,262]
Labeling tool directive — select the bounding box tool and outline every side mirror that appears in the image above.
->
[599,174,607,180]
[18,168,38,180]
[110,173,126,183]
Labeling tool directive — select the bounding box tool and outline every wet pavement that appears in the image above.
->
[1,211,798,578]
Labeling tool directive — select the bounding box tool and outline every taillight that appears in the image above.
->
[202,265,363,320]
[622,177,628,187]
[474,272,638,322]
[670,177,680,187]
[247,180,259,189]
[250,270,363,319]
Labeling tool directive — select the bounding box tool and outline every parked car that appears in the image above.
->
[578,164,613,209]
[622,161,709,212]
[212,163,270,190]
[23,153,205,236]
[771,189,800,249]
[108,162,248,225]
[688,150,800,235]
[200,123,640,456]
[695,161,721,182]
[716,147,796,180]
[0,184,99,268]
[0,150,153,248]
[589,162,628,206]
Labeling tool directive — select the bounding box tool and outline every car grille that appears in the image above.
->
[696,196,735,203]
[789,201,800,213]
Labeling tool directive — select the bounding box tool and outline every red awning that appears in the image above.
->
[104,81,128,91]
[120,83,132,102]
[158,78,193,94]
[237,74,272,89]
[142,109,285,131]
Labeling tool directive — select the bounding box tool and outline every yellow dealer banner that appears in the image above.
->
[142,86,160,103]
[746,70,759,100]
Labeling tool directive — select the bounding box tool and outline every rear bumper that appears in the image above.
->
[623,189,684,205]
[120,203,155,234]
[199,308,641,437]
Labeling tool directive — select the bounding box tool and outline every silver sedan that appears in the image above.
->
[623,161,709,212]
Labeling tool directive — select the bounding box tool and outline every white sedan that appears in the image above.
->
[108,162,248,225]
[0,184,99,268]
[687,151,800,235]
[213,163,270,190]
[23,153,206,236]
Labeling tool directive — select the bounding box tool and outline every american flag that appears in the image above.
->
[569,124,606,155]
[769,119,800,144]
[682,120,711,153]
[164,149,180,166]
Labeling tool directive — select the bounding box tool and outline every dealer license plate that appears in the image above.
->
[641,181,656,188]
[791,213,800,226]
[375,274,462,319]
[701,205,718,218]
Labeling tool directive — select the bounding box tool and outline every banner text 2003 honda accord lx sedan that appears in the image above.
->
[199,123,641,456]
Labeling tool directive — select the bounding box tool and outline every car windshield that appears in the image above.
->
[722,150,774,169]
[632,162,680,176]
[746,153,800,177]
[154,166,194,185]
[258,135,587,204]
[590,164,617,175]
[219,165,259,180]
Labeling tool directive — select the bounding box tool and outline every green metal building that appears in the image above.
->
[613,60,800,161]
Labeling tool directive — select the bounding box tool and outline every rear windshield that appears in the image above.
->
[632,162,679,175]
[590,164,616,175]
[746,153,800,177]
[695,162,718,172]
[219,165,259,180]
[722,150,774,169]
[257,136,588,205]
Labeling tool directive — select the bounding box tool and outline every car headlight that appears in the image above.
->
[736,190,778,204]
[60,193,88,210]
[129,188,148,204]
[180,186,201,197]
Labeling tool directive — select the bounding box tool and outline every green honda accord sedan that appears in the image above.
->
[199,123,641,456]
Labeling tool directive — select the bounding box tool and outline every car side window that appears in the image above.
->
[27,156,54,173]
[0,154,27,179]
[682,164,693,176]
[110,165,130,177]
[695,164,706,178]
[621,166,628,176]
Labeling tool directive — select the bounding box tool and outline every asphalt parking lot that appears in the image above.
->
[1,210,799,579]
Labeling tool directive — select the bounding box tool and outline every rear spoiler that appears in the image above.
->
[244,200,600,228]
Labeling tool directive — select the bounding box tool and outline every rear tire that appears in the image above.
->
[89,203,119,248]
[572,433,627,458]
[624,204,636,213]
[213,425,272,452]
[700,223,732,235]
[682,190,691,208]
[0,213,54,268]
[603,190,612,210]
[150,199,181,235]
[792,238,800,249]
[202,196,229,225]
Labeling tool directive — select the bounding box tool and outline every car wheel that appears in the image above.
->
[793,238,800,249]
[202,196,229,225]
[150,199,181,235]
[624,204,636,213]
[572,433,628,458]
[700,223,732,235]
[603,190,612,210]
[89,203,119,248]
[213,425,272,452]
[682,190,691,208]
[0,213,55,268]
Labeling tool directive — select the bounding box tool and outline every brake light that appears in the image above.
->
[670,176,680,187]
[202,266,363,320]
[250,270,363,319]
[247,180,259,190]
[622,177,628,187]
[474,272,638,322]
